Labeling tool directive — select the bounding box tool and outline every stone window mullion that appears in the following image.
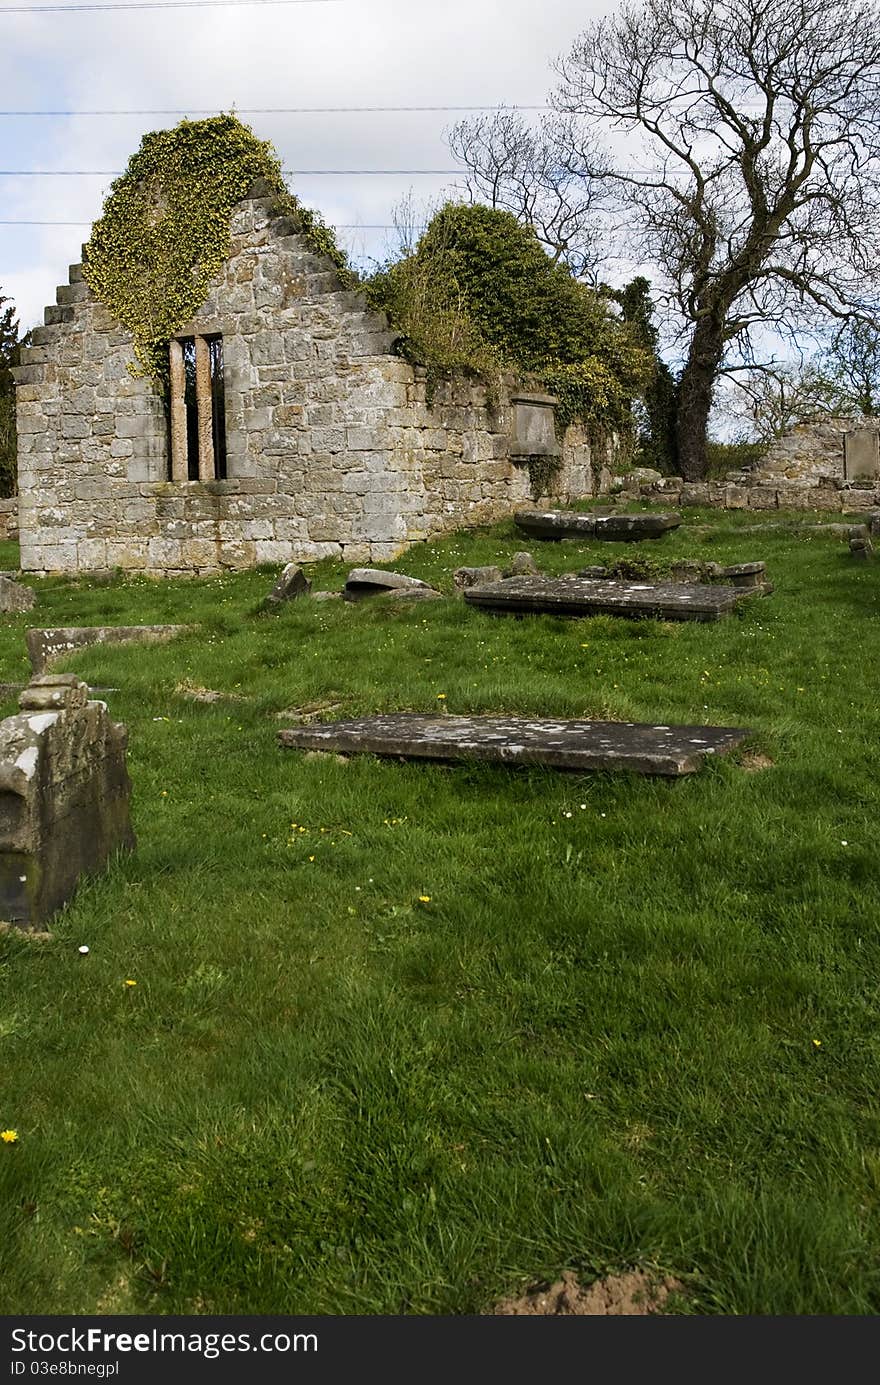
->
[194,334,215,482]
[169,338,189,483]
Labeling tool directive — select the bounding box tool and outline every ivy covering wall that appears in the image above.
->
[83,114,352,386]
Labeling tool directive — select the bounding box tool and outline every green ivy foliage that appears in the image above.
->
[610,276,679,473]
[366,203,652,436]
[83,114,353,387]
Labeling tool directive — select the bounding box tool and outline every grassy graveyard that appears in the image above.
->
[1,506,879,1315]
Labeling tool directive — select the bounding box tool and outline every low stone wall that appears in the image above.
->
[623,475,880,513]
[0,498,18,542]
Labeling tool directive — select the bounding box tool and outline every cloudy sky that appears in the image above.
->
[1,0,610,332]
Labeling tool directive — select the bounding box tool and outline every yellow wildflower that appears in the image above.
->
[418,895,431,903]
[124,979,137,987]
[1,1129,19,1143]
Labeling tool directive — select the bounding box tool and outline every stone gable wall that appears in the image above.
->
[15,194,601,575]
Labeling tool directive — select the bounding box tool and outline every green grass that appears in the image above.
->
[1,510,879,1315]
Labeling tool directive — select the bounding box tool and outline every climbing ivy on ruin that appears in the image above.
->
[83,114,353,386]
[366,203,653,438]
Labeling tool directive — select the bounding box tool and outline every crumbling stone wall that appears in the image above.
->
[15,192,601,576]
[0,498,18,542]
[0,675,134,928]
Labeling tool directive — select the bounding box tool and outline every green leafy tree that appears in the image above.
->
[0,290,20,497]
[610,277,678,471]
[367,202,651,438]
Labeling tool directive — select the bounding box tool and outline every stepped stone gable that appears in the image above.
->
[14,188,599,576]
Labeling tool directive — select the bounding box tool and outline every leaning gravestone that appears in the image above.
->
[464,576,742,622]
[279,713,750,777]
[262,563,311,608]
[0,675,135,928]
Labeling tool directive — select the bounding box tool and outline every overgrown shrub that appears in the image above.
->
[366,203,652,437]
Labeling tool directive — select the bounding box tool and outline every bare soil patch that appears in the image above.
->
[740,750,774,772]
[491,1269,683,1316]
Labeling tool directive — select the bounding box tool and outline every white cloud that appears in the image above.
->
[0,0,607,329]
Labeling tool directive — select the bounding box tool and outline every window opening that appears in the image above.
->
[168,333,226,481]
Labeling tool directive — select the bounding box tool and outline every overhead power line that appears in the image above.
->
[0,167,463,175]
[0,0,342,12]
[0,104,547,115]
[0,219,413,227]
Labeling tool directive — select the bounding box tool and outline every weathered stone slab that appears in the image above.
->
[594,513,682,541]
[0,675,135,928]
[383,587,444,603]
[279,713,750,777]
[262,562,311,607]
[26,624,193,674]
[344,569,436,602]
[515,509,596,540]
[0,576,36,613]
[463,576,742,622]
[515,509,682,542]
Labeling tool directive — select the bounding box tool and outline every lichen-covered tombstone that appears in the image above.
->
[0,675,135,929]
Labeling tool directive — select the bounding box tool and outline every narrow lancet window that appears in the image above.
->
[168,333,226,481]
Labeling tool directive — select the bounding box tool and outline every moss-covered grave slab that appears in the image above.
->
[463,576,741,622]
[279,714,750,777]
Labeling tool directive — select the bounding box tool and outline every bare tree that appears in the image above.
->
[821,319,880,415]
[448,109,607,281]
[524,0,880,479]
[719,364,840,443]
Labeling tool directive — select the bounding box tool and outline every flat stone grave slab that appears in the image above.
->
[279,714,750,777]
[463,576,741,622]
[27,624,194,674]
[515,509,682,542]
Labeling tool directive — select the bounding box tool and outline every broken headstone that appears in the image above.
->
[453,566,503,590]
[504,551,540,578]
[262,563,311,608]
[0,675,135,928]
[0,576,35,614]
[343,569,436,602]
[850,534,873,560]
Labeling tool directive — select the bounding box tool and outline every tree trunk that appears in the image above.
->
[676,318,726,481]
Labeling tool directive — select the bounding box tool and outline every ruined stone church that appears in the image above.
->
[14,182,599,576]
